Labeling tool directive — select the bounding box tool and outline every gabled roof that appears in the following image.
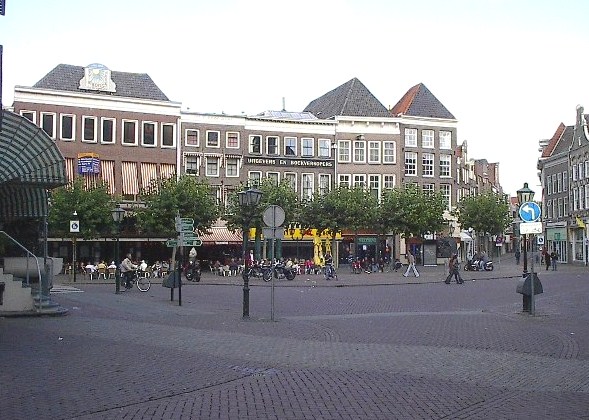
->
[303,78,390,119]
[390,83,455,120]
[541,123,573,158]
[32,64,170,101]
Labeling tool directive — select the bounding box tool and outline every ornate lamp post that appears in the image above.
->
[111,205,126,294]
[516,182,535,277]
[238,187,263,319]
[71,211,79,283]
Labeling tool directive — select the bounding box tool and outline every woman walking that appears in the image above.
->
[445,254,464,284]
[403,250,420,278]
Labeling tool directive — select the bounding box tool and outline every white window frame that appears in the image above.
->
[546,199,552,218]
[122,119,138,145]
[383,141,396,164]
[552,174,557,194]
[572,165,578,181]
[368,141,380,164]
[266,136,279,155]
[184,154,200,176]
[338,140,351,163]
[405,152,417,176]
[40,112,56,139]
[302,173,314,200]
[423,183,435,195]
[422,153,434,177]
[101,117,116,144]
[318,138,331,158]
[185,129,199,147]
[440,154,452,177]
[563,171,568,191]
[383,174,396,190]
[579,186,585,210]
[226,131,239,149]
[284,172,297,191]
[440,184,452,210]
[161,123,176,148]
[353,140,366,163]
[404,128,417,147]
[547,177,552,195]
[82,116,98,143]
[573,188,578,211]
[579,162,584,180]
[557,172,562,193]
[266,172,280,185]
[338,174,351,188]
[206,130,220,148]
[60,113,75,141]
[318,173,331,195]
[301,138,314,157]
[225,157,240,177]
[368,174,380,199]
[284,137,297,156]
[248,171,262,186]
[421,129,434,148]
[353,174,366,187]
[249,135,262,154]
[439,131,452,149]
[141,121,157,147]
[20,110,36,123]
[585,185,589,209]
[205,156,220,177]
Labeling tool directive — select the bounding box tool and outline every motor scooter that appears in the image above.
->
[184,259,201,282]
[263,261,296,281]
[463,258,494,271]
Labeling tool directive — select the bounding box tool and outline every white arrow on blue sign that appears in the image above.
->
[519,202,541,223]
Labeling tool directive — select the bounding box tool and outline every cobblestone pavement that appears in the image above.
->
[1,257,588,419]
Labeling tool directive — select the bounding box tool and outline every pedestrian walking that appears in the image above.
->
[403,250,419,277]
[550,251,558,271]
[514,249,521,265]
[445,254,464,284]
[545,252,551,271]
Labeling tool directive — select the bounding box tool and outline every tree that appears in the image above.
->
[454,191,511,251]
[48,178,114,239]
[135,176,219,237]
[381,185,447,239]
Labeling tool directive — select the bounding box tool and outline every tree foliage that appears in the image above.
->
[48,178,114,239]
[299,186,355,238]
[135,176,219,237]
[454,191,511,237]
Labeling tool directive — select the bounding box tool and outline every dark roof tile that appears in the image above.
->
[390,83,455,120]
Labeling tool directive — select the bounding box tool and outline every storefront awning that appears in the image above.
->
[200,227,244,244]
[0,110,67,220]
[460,231,473,242]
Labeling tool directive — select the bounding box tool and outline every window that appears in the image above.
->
[284,137,297,156]
[226,132,239,148]
[439,131,452,149]
[122,120,138,145]
[41,112,56,138]
[185,154,200,175]
[559,197,564,217]
[353,174,366,187]
[267,136,279,155]
[249,135,262,154]
[440,154,451,177]
[579,163,584,180]
[101,118,115,144]
[423,183,435,195]
[60,114,75,141]
[226,157,239,177]
[161,124,175,147]
[563,197,568,216]
[206,131,220,148]
[301,138,314,157]
[248,171,262,186]
[353,140,366,163]
[383,141,396,164]
[267,172,280,185]
[185,129,199,146]
[339,140,351,163]
[547,177,552,195]
[205,156,219,177]
[557,172,562,193]
[552,174,557,195]
[318,139,331,158]
[21,110,35,123]
[585,161,589,179]
[422,153,434,177]
[546,200,552,218]
[405,152,417,176]
[318,174,330,195]
[82,116,97,142]
[284,172,297,190]
[572,165,578,181]
[585,185,589,209]
[368,175,380,199]
[383,174,395,190]
[563,170,568,191]
[302,173,314,199]
[440,184,451,209]
[142,121,156,146]
[338,174,351,187]
[368,141,380,163]
[404,128,417,147]
[422,130,434,148]
[573,188,578,211]
[579,186,585,210]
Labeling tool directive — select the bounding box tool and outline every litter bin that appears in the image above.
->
[516,273,543,312]
[162,271,180,289]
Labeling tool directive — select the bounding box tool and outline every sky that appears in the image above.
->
[1,0,588,197]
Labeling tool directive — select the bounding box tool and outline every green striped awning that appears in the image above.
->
[0,110,67,220]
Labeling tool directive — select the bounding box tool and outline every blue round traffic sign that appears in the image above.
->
[519,202,541,222]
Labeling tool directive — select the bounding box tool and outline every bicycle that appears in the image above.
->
[122,269,151,292]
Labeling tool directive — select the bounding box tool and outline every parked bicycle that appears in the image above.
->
[122,269,151,292]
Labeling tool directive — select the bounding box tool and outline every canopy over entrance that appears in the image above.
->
[0,110,67,221]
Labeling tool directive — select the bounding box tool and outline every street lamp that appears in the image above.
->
[71,211,78,283]
[111,205,126,294]
[238,187,263,319]
[516,182,535,277]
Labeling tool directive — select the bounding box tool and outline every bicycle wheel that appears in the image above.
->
[262,269,272,282]
[136,276,151,292]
